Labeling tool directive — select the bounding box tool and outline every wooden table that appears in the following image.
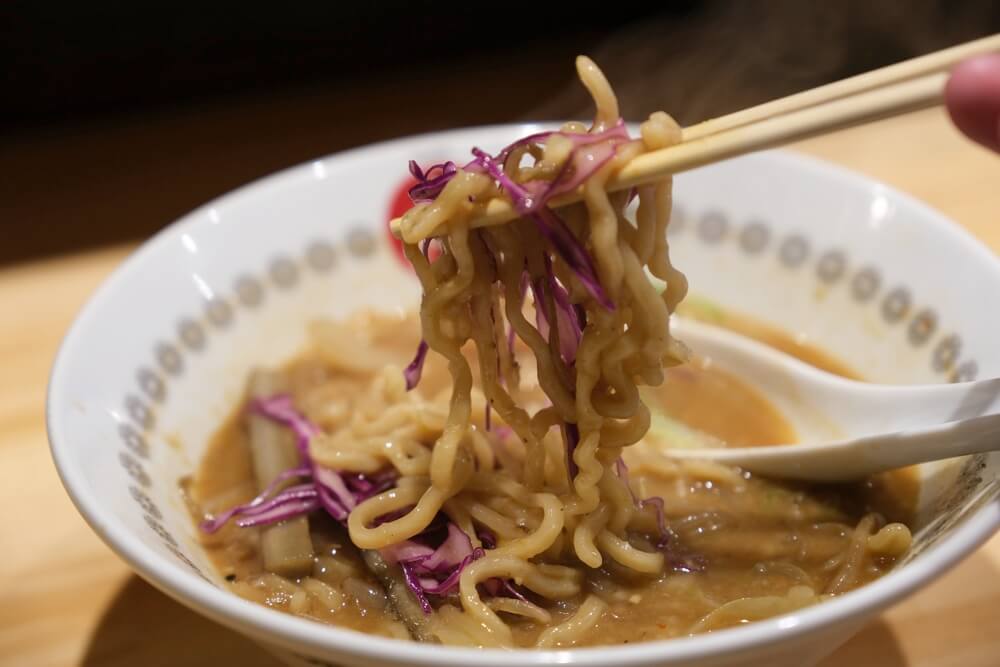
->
[2,109,999,666]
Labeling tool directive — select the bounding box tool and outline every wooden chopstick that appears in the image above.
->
[611,71,946,190]
[390,34,999,240]
[681,33,1000,142]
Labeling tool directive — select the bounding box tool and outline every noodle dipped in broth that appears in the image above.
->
[187,57,914,648]
[390,57,693,642]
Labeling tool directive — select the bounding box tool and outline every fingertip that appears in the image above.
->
[945,54,1000,152]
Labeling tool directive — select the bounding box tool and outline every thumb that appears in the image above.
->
[945,54,1000,153]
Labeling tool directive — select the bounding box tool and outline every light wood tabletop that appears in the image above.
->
[2,108,999,666]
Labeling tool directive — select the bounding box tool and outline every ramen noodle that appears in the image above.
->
[186,57,913,648]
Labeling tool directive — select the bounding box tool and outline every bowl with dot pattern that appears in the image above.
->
[47,124,1000,667]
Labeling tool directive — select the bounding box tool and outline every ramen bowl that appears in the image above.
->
[48,124,1000,666]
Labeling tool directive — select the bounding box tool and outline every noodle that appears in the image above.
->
[535,595,608,648]
[385,57,689,642]
[190,56,915,649]
[690,586,827,634]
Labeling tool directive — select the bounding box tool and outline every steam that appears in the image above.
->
[527,0,998,125]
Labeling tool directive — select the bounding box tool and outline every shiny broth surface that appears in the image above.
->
[186,311,914,646]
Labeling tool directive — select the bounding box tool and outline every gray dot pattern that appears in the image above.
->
[908,309,937,346]
[697,212,728,243]
[137,368,166,402]
[934,335,961,372]
[881,287,911,323]
[156,343,183,375]
[119,423,149,459]
[306,241,337,271]
[234,275,264,307]
[205,298,234,328]
[130,485,162,520]
[739,222,770,254]
[270,257,299,288]
[119,451,151,487]
[346,227,377,257]
[680,205,979,374]
[779,235,809,267]
[851,267,881,302]
[126,395,155,430]
[817,250,847,283]
[116,219,985,578]
[120,235,363,572]
[144,514,179,547]
[178,319,206,351]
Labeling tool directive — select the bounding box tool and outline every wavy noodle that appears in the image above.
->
[325,55,857,646]
[689,585,827,634]
[826,514,878,594]
[868,522,913,556]
[459,555,584,646]
[373,57,693,644]
[535,595,608,648]
[205,56,912,649]
[487,597,552,624]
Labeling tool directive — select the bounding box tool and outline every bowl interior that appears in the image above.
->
[48,124,1000,664]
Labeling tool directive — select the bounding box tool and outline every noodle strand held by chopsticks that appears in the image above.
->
[386,56,688,644]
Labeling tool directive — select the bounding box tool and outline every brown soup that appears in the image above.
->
[184,309,915,647]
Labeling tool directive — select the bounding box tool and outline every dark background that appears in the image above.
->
[3,1,998,266]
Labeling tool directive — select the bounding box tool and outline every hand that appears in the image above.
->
[945,54,1000,153]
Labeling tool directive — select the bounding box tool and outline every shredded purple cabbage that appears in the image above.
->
[236,495,321,527]
[615,455,667,543]
[530,255,584,366]
[497,578,529,602]
[381,522,488,610]
[477,526,498,550]
[514,122,631,213]
[201,395,512,614]
[469,147,612,309]
[371,504,417,527]
[494,130,557,166]
[408,160,458,203]
[419,548,484,595]
[208,124,686,603]
[403,125,633,486]
[615,457,667,544]
[200,396,398,533]
[400,562,434,614]
[403,123,631,332]
[250,395,317,457]
[614,457,704,572]
[403,340,429,391]
[343,470,398,499]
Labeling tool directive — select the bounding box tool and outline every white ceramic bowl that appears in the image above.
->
[48,124,1000,667]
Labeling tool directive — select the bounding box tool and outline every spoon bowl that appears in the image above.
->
[669,317,1000,480]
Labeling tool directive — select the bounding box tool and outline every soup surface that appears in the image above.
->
[185,309,914,647]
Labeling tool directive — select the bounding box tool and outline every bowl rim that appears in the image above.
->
[47,122,1000,665]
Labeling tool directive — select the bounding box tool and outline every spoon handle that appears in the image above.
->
[825,378,1000,437]
[673,413,1000,481]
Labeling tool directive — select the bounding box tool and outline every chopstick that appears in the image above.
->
[613,71,946,189]
[681,33,1000,142]
[390,34,1000,239]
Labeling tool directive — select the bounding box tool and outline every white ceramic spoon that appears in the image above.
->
[666,317,1000,481]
